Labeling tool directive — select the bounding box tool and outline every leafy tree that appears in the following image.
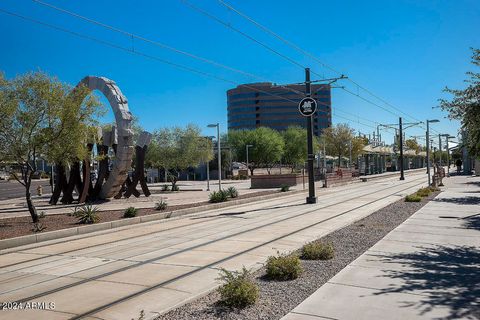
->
[146,124,213,188]
[0,71,103,223]
[405,139,421,154]
[440,48,480,157]
[228,127,284,175]
[321,123,365,167]
[281,126,320,172]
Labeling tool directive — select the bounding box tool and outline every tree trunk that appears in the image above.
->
[249,168,254,176]
[25,178,39,223]
[338,154,341,168]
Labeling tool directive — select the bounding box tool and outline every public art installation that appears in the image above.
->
[49,76,151,205]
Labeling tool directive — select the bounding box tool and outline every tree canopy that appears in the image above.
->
[440,48,480,157]
[320,123,365,166]
[146,124,213,186]
[0,71,103,222]
[228,127,284,174]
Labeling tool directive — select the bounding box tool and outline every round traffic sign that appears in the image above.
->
[298,97,317,116]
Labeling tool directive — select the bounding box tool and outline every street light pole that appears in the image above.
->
[438,134,442,167]
[208,123,221,191]
[399,117,405,180]
[425,119,439,186]
[246,144,253,177]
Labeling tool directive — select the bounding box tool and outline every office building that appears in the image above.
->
[227,82,331,136]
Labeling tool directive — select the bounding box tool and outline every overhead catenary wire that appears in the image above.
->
[216,0,424,124]
[33,0,419,133]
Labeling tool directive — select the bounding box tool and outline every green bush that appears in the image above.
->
[265,253,303,281]
[154,199,168,211]
[405,194,422,202]
[161,184,170,191]
[74,205,100,224]
[226,186,239,198]
[280,184,290,192]
[209,190,229,203]
[172,185,180,191]
[301,242,334,260]
[429,186,440,192]
[123,207,138,218]
[416,187,432,197]
[217,267,259,308]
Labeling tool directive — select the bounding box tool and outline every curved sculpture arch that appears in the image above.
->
[77,76,134,199]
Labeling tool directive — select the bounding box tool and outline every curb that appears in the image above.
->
[0,189,307,250]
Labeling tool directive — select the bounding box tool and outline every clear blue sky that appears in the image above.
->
[1,0,479,146]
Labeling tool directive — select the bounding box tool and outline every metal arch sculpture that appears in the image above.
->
[77,76,135,199]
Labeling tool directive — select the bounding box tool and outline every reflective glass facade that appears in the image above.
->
[227,82,332,136]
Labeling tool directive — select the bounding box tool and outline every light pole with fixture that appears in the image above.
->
[426,119,439,186]
[246,144,253,177]
[207,123,221,191]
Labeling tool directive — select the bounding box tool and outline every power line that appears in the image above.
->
[0,8,307,106]
[31,0,307,96]
[216,0,423,123]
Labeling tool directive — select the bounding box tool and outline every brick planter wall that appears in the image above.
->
[250,174,304,189]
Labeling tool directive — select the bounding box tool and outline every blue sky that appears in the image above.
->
[1,0,479,146]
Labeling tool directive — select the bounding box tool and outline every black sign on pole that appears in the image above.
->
[303,68,317,204]
[298,97,318,117]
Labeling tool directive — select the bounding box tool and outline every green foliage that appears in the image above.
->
[321,124,365,167]
[405,139,421,154]
[209,190,229,203]
[226,186,239,198]
[171,185,180,191]
[405,194,422,202]
[301,242,334,260]
[282,126,308,170]
[280,184,290,192]
[74,205,100,224]
[146,125,214,188]
[123,207,138,218]
[228,127,284,174]
[217,267,259,308]
[440,48,480,157]
[0,71,104,223]
[154,199,168,211]
[416,187,432,197]
[161,184,170,191]
[265,253,303,281]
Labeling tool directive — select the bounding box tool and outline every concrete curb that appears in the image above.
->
[0,189,307,250]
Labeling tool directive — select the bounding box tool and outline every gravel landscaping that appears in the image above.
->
[0,190,277,239]
[156,191,440,320]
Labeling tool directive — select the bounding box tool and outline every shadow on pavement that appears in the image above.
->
[190,203,305,220]
[462,214,480,231]
[433,196,480,205]
[374,245,480,320]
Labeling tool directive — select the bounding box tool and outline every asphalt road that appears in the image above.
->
[0,179,51,201]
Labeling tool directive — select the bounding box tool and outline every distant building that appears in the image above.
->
[227,82,331,136]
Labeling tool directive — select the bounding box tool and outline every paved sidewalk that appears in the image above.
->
[282,174,480,320]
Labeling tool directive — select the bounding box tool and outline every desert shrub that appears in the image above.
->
[280,184,290,192]
[161,184,170,191]
[172,185,180,191]
[301,242,334,260]
[154,199,168,211]
[74,205,100,224]
[217,267,259,308]
[429,186,440,192]
[123,207,138,218]
[416,187,431,197]
[265,253,303,281]
[226,186,239,198]
[209,190,229,203]
[405,194,422,202]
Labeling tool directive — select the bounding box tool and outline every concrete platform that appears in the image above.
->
[0,171,429,320]
[282,174,480,320]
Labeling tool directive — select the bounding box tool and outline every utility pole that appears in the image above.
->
[438,134,442,167]
[399,117,404,180]
[426,129,430,185]
[305,68,317,204]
